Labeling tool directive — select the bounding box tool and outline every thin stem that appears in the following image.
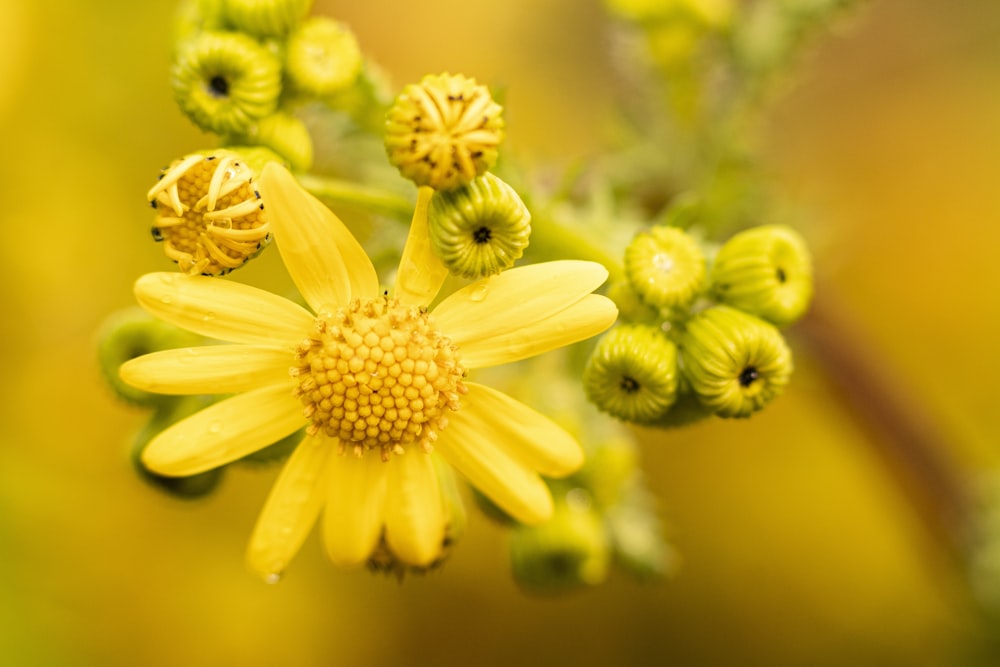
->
[297,173,414,220]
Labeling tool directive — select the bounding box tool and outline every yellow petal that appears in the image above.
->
[458,294,618,368]
[461,383,584,477]
[120,345,293,395]
[134,272,313,346]
[394,186,449,307]
[436,414,554,525]
[384,451,445,567]
[257,162,379,312]
[141,384,303,476]
[246,435,334,582]
[322,450,388,566]
[432,260,610,349]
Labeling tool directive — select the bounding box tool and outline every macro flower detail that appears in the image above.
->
[148,150,270,276]
[624,225,706,311]
[428,172,531,279]
[171,31,282,135]
[384,73,505,191]
[709,224,813,326]
[285,17,363,97]
[679,305,792,418]
[223,0,313,38]
[120,163,618,579]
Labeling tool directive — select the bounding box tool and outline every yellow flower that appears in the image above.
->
[121,163,618,580]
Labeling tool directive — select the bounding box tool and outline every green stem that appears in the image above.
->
[297,173,414,220]
[528,214,625,282]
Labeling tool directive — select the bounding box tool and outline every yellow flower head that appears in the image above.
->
[384,73,504,191]
[148,150,271,276]
[121,163,617,579]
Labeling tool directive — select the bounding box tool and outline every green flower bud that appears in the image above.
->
[171,31,282,136]
[97,308,200,407]
[428,172,530,279]
[148,149,271,275]
[510,493,610,594]
[606,279,661,325]
[174,0,229,45]
[625,225,706,311]
[709,224,814,326]
[604,485,677,580]
[228,111,314,172]
[680,306,793,418]
[284,17,362,97]
[583,324,679,424]
[222,0,312,38]
[572,434,639,510]
[385,73,504,191]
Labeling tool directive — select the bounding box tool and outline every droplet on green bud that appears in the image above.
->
[583,324,679,424]
[428,172,530,279]
[222,0,312,38]
[625,225,706,312]
[680,306,793,418]
[709,224,813,326]
[284,17,362,97]
[171,31,282,136]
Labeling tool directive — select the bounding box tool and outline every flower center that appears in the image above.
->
[293,297,466,460]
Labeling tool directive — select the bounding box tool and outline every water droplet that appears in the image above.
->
[264,572,282,585]
[201,312,215,323]
[160,295,173,305]
[468,283,489,302]
[207,421,223,434]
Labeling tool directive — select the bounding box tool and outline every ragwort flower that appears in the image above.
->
[120,163,617,580]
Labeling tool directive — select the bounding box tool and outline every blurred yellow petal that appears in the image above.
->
[436,412,554,525]
[134,272,313,346]
[120,345,293,395]
[432,260,610,348]
[141,384,303,476]
[323,451,388,566]
[394,186,449,306]
[461,383,583,477]
[246,435,334,582]
[459,294,618,368]
[384,451,445,566]
[258,162,378,311]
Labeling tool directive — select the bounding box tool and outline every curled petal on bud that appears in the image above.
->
[583,324,679,424]
[428,172,531,279]
[680,306,792,418]
[625,225,706,311]
[285,17,363,97]
[171,31,282,135]
[98,308,201,407]
[228,111,314,172]
[148,150,271,276]
[222,0,312,38]
[510,493,610,594]
[385,73,504,191]
[710,224,813,326]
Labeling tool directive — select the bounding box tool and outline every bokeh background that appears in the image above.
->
[2,0,999,665]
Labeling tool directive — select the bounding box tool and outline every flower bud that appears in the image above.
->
[583,324,679,424]
[428,172,530,279]
[510,493,610,593]
[625,225,706,312]
[228,111,314,172]
[709,224,813,326]
[606,279,661,324]
[148,149,271,275]
[284,17,362,97]
[97,308,200,407]
[680,306,793,418]
[171,31,282,135]
[572,435,639,510]
[385,73,504,191]
[222,0,312,38]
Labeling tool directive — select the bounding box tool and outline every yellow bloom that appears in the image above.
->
[121,163,617,580]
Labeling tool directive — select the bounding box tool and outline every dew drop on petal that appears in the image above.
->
[264,572,282,585]
[207,420,224,434]
[469,283,489,302]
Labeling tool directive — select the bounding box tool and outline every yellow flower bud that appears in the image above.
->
[510,492,610,593]
[428,172,530,279]
[222,0,312,38]
[284,17,362,97]
[171,31,282,135]
[680,306,793,418]
[583,324,679,424]
[709,224,814,326]
[624,225,706,312]
[148,149,271,275]
[385,73,504,191]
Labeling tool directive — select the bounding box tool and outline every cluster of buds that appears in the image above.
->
[584,221,813,424]
[384,73,531,281]
[171,0,367,171]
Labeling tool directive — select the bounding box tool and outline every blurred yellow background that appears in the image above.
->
[1,0,998,665]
